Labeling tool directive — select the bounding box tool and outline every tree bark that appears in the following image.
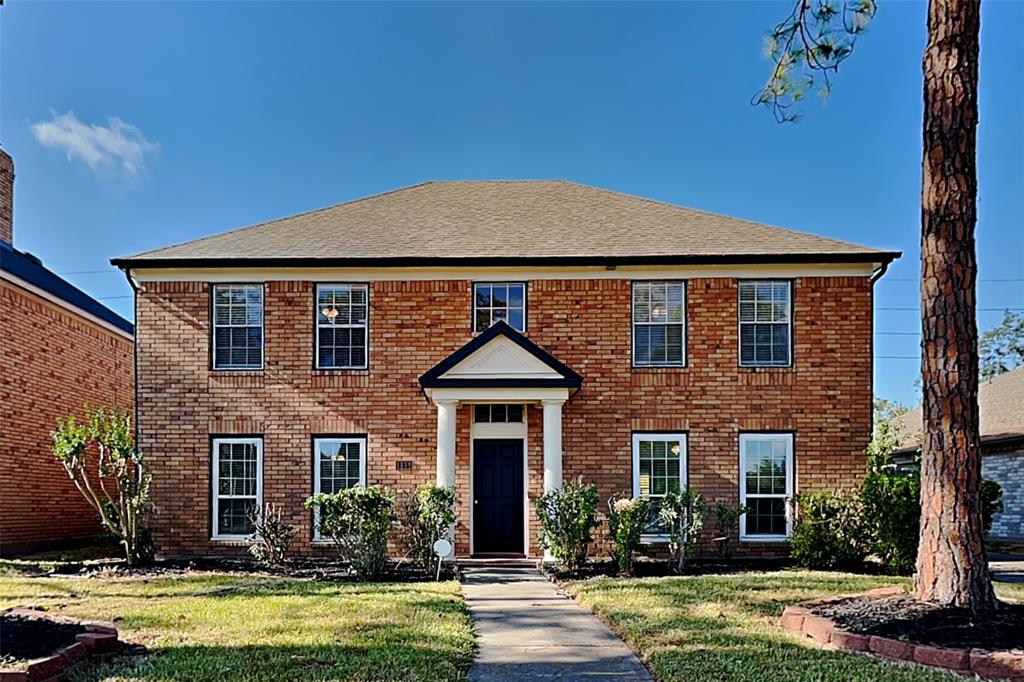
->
[914,0,996,611]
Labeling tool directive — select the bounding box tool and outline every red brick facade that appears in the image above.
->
[0,281,134,552]
[136,274,872,559]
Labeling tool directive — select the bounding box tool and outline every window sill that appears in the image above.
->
[739,535,791,543]
[632,365,688,372]
[738,365,794,372]
[640,534,670,544]
[210,536,253,545]
[210,369,264,375]
[313,368,370,375]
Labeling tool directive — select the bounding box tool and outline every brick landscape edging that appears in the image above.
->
[779,588,1024,680]
[0,608,122,682]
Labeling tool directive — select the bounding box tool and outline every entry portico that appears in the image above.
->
[419,321,582,556]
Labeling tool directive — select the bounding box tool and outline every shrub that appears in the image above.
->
[305,486,394,580]
[248,503,298,565]
[607,495,650,576]
[658,488,705,574]
[535,478,600,573]
[399,484,456,571]
[51,405,153,566]
[709,501,748,560]
[790,491,867,570]
[981,479,1004,535]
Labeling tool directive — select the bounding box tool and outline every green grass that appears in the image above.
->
[0,571,474,681]
[566,570,1024,682]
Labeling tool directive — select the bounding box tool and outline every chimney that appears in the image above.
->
[0,149,12,244]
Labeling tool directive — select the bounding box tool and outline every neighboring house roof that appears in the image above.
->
[893,366,1024,453]
[112,181,899,268]
[419,320,583,391]
[0,241,134,336]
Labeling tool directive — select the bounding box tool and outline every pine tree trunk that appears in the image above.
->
[913,0,996,611]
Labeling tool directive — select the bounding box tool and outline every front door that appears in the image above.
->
[473,438,524,555]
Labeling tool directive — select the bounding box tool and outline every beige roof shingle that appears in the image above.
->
[112,180,898,267]
[894,366,1024,451]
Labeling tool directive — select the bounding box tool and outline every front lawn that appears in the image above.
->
[566,570,1024,682]
[0,569,473,681]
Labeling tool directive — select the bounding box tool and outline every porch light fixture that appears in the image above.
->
[321,306,339,323]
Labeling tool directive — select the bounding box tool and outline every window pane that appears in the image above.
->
[491,285,507,308]
[666,325,683,364]
[475,285,491,308]
[508,308,524,332]
[506,404,523,422]
[744,497,786,536]
[508,284,524,307]
[634,326,650,365]
[474,405,490,423]
[475,309,491,332]
[218,499,256,535]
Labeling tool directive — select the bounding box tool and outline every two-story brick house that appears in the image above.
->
[113,181,898,559]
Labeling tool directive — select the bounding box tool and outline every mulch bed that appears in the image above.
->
[544,556,793,581]
[811,594,1024,651]
[16,556,460,582]
[0,611,86,663]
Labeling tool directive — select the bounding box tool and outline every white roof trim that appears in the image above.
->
[0,270,134,341]
[438,335,564,382]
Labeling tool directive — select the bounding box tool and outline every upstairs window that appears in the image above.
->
[633,282,685,367]
[739,281,792,367]
[632,433,687,539]
[211,437,262,539]
[474,283,526,332]
[212,284,263,370]
[739,433,793,541]
[316,284,369,369]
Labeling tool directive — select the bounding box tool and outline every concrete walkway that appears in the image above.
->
[990,553,1024,584]
[463,567,653,681]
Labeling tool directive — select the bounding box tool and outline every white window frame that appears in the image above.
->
[739,433,794,542]
[315,283,370,370]
[211,284,264,371]
[473,282,527,333]
[211,437,263,541]
[312,436,367,540]
[631,281,687,368]
[632,432,688,542]
[738,280,792,368]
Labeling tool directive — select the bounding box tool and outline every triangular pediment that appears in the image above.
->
[419,321,582,389]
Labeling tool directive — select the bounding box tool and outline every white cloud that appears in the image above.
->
[30,110,158,176]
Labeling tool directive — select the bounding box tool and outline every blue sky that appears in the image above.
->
[2,1,1021,406]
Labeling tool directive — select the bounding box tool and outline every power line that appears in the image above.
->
[96,295,132,300]
[876,356,919,360]
[59,269,120,275]
[884,277,1023,282]
[878,307,1023,312]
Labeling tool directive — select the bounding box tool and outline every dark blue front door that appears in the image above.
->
[473,439,524,555]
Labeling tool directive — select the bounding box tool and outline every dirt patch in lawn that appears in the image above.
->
[811,594,1024,651]
[0,610,86,662]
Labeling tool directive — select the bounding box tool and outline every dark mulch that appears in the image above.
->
[23,556,459,582]
[811,594,1024,651]
[0,611,85,662]
[544,556,793,581]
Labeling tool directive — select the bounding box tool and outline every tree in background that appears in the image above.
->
[757,0,996,610]
[979,310,1024,380]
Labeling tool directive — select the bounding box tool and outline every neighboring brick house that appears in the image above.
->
[0,149,135,554]
[112,181,898,559]
[894,366,1024,542]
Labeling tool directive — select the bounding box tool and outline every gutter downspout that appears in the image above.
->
[119,267,141,446]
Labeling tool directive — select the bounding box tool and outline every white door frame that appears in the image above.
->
[469,409,529,557]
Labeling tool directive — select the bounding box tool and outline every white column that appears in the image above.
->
[542,399,565,493]
[435,400,457,488]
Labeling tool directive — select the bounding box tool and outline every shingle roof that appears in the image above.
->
[112,181,898,268]
[894,366,1024,452]
[1,241,134,335]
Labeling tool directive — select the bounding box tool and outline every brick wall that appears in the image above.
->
[982,447,1024,541]
[0,281,134,553]
[136,275,873,558]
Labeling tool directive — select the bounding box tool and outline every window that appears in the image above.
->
[632,433,687,539]
[211,437,262,539]
[632,282,685,367]
[313,437,366,539]
[474,283,526,332]
[316,284,369,369]
[474,404,524,423]
[739,433,794,540]
[212,284,263,370]
[739,281,791,367]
